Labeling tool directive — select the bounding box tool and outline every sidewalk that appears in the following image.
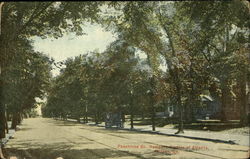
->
[82,121,249,147]
[0,122,16,146]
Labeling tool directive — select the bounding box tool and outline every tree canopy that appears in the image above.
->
[1,1,249,138]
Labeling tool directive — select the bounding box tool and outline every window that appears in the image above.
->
[169,106,173,112]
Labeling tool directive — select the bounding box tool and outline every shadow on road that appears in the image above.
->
[17,127,33,132]
[79,127,142,135]
[46,120,83,127]
[3,144,145,159]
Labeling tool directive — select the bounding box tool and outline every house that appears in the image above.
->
[164,94,221,120]
[164,106,174,117]
[193,95,221,120]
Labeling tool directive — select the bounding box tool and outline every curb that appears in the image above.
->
[120,128,237,145]
[87,123,237,145]
[66,119,239,146]
[0,129,16,147]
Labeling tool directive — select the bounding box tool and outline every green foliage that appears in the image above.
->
[1,1,249,127]
[1,43,52,114]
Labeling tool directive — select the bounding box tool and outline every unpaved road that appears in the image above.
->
[4,118,250,159]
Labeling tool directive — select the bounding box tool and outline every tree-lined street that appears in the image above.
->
[0,1,249,159]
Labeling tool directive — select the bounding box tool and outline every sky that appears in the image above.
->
[32,23,117,76]
[32,22,166,78]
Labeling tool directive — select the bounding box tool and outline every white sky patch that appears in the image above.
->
[32,23,117,76]
[135,49,147,59]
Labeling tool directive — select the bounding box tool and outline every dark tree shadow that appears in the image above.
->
[3,143,146,159]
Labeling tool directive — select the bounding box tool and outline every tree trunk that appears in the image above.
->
[6,111,10,121]
[130,98,134,129]
[85,114,88,123]
[184,103,191,123]
[17,112,22,125]
[0,2,4,35]
[175,81,184,134]
[85,105,88,123]
[141,112,144,120]
[5,111,8,134]
[130,113,134,129]
[239,78,247,125]
[176,103,184,133]
[11,112,18,130]
[185,98,195,123]
[220,86,229,122]
[159,21,184,134]
[149,77,156,131]
[185,72,195,123]
[94,112,98,125]
[20,113,23,121]
[121,111,125,123]
[0,109,6,139]
[220,26,231,122]
[151,105,156,131]
[97,110,100,123]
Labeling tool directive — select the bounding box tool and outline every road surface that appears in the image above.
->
[4,118,249,159]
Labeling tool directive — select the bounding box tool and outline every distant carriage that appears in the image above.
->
[105,112,124,128]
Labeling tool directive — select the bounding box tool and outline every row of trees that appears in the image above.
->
[1,1,249,139]
[0,2,102,140]
[0,39,52,138]
[43,41,167,129]
[43,1,249,133]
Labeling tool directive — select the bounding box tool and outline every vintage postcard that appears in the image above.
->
[0,1,249,159]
